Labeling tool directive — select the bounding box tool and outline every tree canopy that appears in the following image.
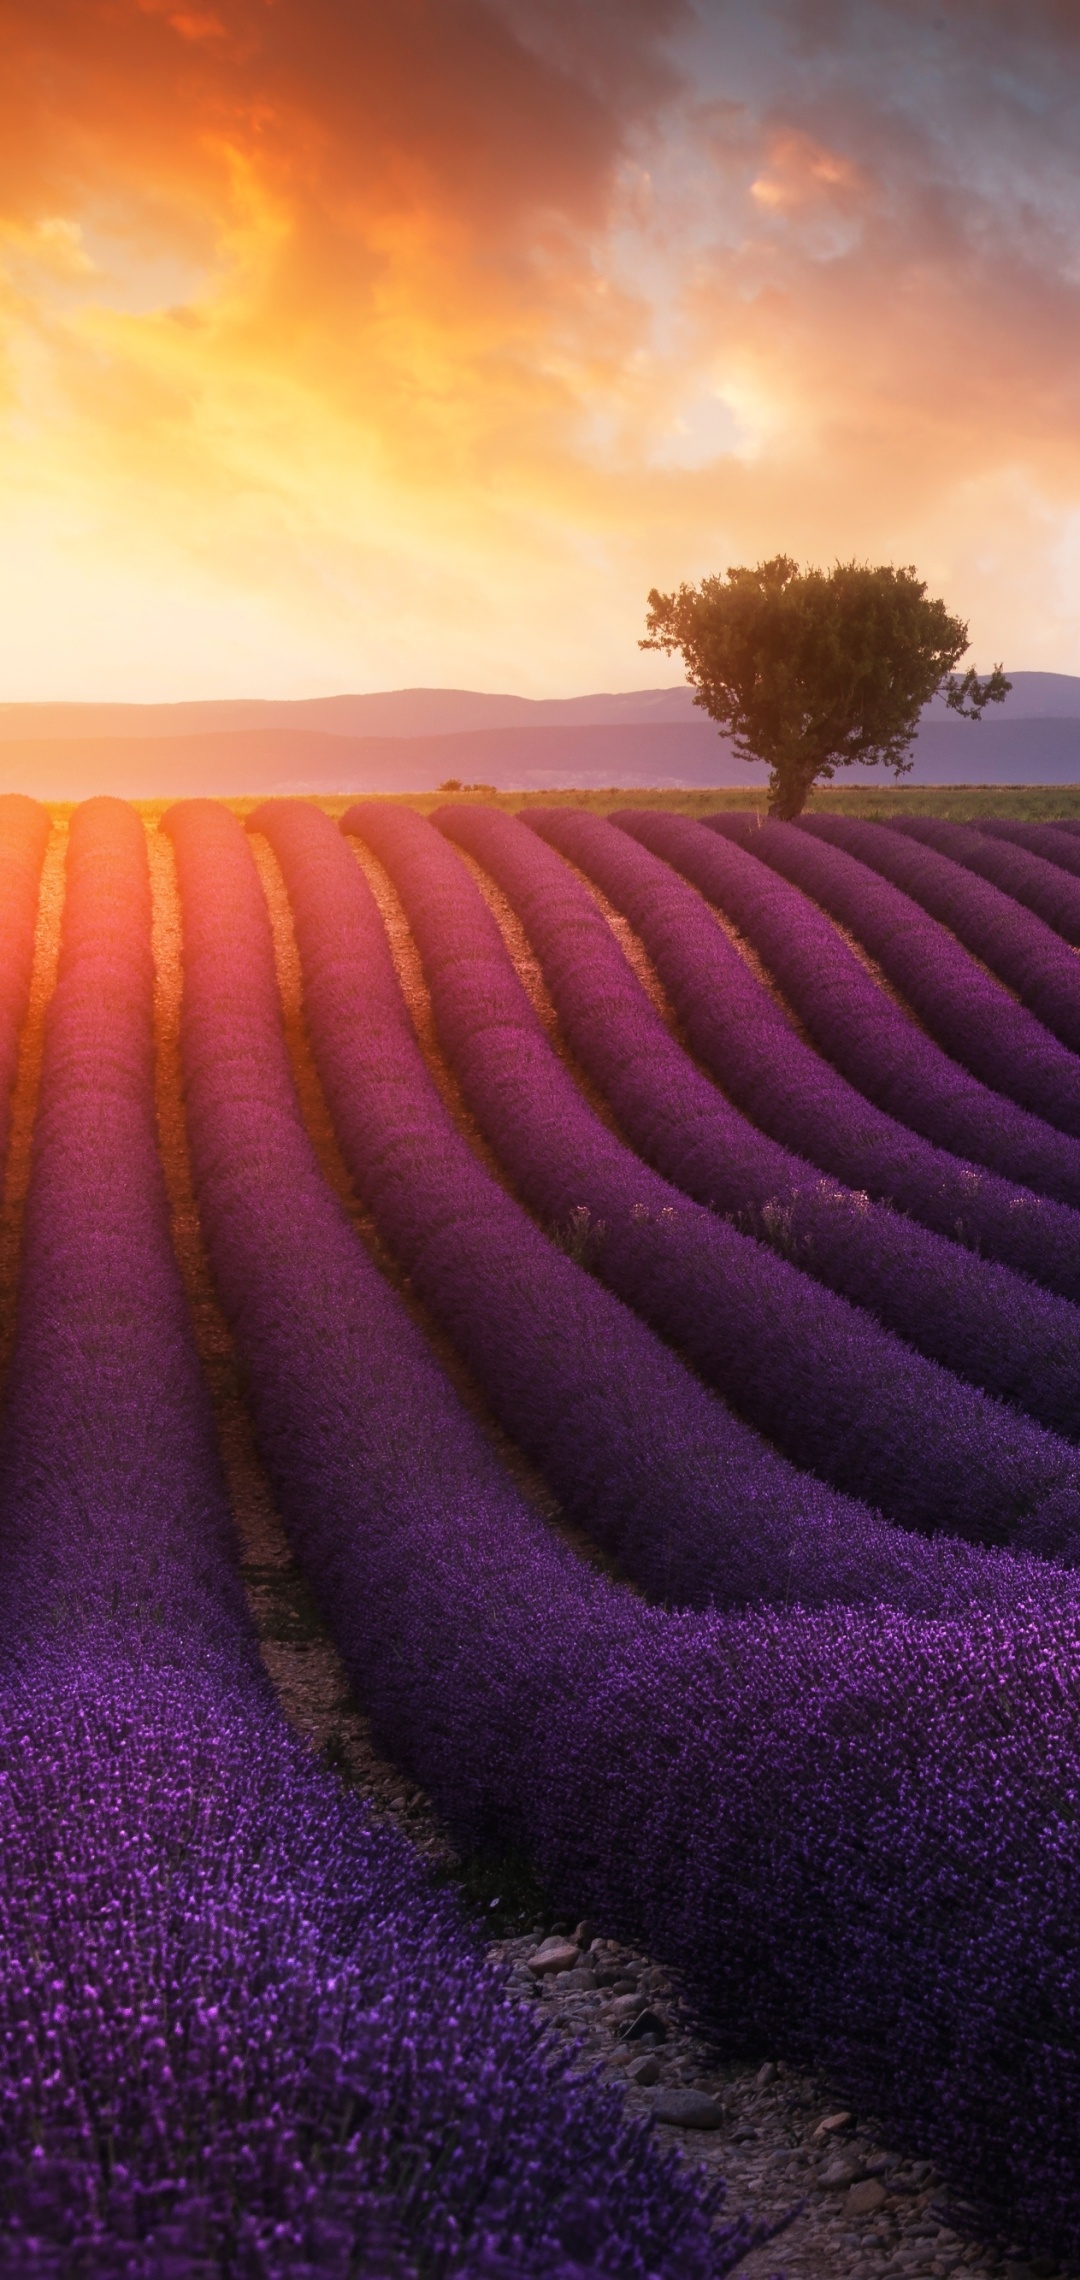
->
[642,557,1011,819]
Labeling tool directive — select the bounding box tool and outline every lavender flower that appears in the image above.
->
[426,802,1080,1443]
[161,795,1080,2269]
[976,817,1080,885]
[792,812,1080,1134]
[0,797,753,2279]
[542,805,1080,1300]
[631,807,1080,1202]
[253,797,1080,1619]
[900,815,1080,949]
[339,801,1080,1559]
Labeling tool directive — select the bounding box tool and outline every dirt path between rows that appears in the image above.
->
[0,804,1035,2280]
[147,820,453,1865]
[281,816,1022,2280]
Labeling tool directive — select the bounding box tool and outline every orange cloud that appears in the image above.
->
[0,0,1077,698]
[750,129,865,213]
[167,14,229,40]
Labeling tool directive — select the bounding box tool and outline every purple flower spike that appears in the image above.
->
[339,801,1080,1560]
[900,815,1080,954]
[253,796,1080,1621]
[432,802,1080,1445]
[154,795,1080,2269]
[0,796,756,2280]
[787,812,1080,1133]
[536,805,1080,1301]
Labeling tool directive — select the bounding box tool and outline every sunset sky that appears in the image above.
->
[1,0,1078,700]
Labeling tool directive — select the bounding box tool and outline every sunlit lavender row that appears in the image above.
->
[1,794,1080,2269]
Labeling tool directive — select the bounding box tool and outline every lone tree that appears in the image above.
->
[641,556,1011,820]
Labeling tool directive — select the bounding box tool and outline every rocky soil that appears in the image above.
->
[486,1922,1061,2280]
[143,811,1072,2280]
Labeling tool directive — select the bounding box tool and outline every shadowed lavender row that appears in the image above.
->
[977,817,1080,885]
[0,796,252,1664]
[635,808,1080,1204]
[787,813,1080,1131]
[0,795,50,1175]
[343,801,1080,1560]
[433,802,1080,1444]
[0,796,748,2280]
[531,806,1080,1302]
[255,796,1079,1621]
[167,799,1080,2267]
[257,794,897,1616]
[893,815,1080,949]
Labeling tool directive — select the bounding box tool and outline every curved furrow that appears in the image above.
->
[790,812,1080,1130]
[977,817,1080,884]
[159,795,1080,2272]
[910,814,1080,942]
[630,808,1080,1201]
[887,813,1080,1007]
[535,805,1080,1302]
[431,802,1080,1443]
[341,801,1080,1560]
[0,796,50,1187]
[0,796,747,2280]
[255,795,1080,1621]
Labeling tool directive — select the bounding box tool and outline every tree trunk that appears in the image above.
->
[767,765,820,820]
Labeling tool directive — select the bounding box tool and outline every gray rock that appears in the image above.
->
[628,2054,661,2087]
[527,1940,579,1977]
[846,2179,888,2218]
[652,2090,725,2131]
[618,2007,668,2043]
[819,2157,861,2190]
[608,1993,646,2022]
[813,2108,853,2141]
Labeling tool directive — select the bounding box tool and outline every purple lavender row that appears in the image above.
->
[256,797,1077,1621]
[343,801,1080,1559]
[0,796,253,1665]
[892,815,1080,949]
[167,797,767,2280]
[535,808,1080,1303]
[0,796,50,1172]
[436,801,1080,1443]
[881,815,1080,1044]
[976,818,1080,884]
[788,812,1080,1132]
[167,803,1080,2268]
[0,797,746,2280]
[256,795,887,1616]
[640,808,1080,1204]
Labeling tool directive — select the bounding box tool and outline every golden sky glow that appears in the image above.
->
[1,0,1079,699]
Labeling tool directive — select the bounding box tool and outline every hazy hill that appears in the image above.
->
[0,685,699,745]
[922,673,1080,721]
[0,673,1077,795]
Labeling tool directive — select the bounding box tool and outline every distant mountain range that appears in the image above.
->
[0,673,1078,796]
[0,685,701,744]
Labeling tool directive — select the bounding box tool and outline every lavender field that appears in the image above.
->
[1,793,1080,2276]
